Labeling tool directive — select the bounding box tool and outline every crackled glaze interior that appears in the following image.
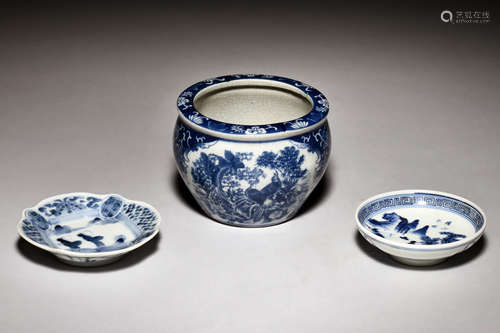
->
[194,80,313,125]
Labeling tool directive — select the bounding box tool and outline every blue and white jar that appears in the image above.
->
[174,74,331,227]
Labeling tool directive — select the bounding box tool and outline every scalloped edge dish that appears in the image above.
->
[18,192,161,267]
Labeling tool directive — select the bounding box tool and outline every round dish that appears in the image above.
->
[356,190,486,266]
[18,193,161,266]
[174,74,331,227]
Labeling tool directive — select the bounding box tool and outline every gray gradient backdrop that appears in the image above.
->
[1,2,499,332]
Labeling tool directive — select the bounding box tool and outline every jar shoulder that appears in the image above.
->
[173,118,330,159]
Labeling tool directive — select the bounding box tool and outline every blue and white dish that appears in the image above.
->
[174,74,331,227]
[18,193,161,266]
[356,190,486,266]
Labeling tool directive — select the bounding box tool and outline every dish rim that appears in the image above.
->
[355,189,486,251]
[17,192,161,258]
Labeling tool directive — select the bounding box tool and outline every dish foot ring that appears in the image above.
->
[55,254,123,267]
[390,255,447,267]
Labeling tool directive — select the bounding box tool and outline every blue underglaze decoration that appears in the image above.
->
[174,120,330,225]
[191,146,308,224]
[54,224,72,234]
[90,217,102,224]
[86,197,101,208]
[123,204,157,234]
[440,231,466,243]
[57,238,82,249]
[358,193,484,231]
[77,233,105,247]
[366,212,467,245]
[26,210,49,230]
[115,235,126,243]
[177,74,329,135]
[371,228,385,238]
[100,196,123,218]
[291,123,330,183]
[395,218,419,234]
[174,121,218,173]
[174,75,331,226]
[38,196,87,216]
[21,220,48,246]
[21,194,159,253]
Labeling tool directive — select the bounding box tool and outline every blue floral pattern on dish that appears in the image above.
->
[21,194,159,253]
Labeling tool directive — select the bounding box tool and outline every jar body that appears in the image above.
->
[174,118,330,227]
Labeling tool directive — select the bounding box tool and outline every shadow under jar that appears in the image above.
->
[174,74,331,227]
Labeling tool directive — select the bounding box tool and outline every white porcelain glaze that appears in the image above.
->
[356,190,486,266]
[18,192,161,267]
[174,74,331,227]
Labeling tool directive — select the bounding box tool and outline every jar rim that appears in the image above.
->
[176,74,329,141]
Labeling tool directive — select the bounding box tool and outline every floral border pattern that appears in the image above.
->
[177,74,329,135]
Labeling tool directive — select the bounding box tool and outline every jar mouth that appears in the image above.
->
[194,80,313,125]
[177,74,329,140]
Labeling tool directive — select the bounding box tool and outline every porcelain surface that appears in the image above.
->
[18,193,161,266]
[356,190,486,266]
[177,74,328,137]
[174,74,330,227]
